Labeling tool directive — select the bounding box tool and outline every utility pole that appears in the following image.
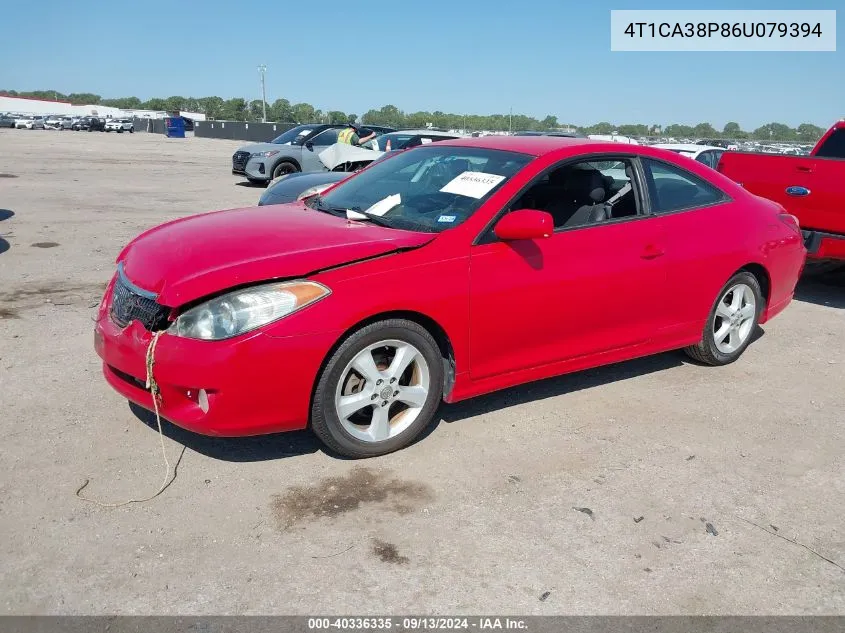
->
[509,107,512,134]
[258,64,267,122]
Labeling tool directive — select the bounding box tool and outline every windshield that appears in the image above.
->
[308,146,531,233]
[271,124,318,145]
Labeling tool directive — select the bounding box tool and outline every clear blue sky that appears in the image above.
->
[1,0,841,128]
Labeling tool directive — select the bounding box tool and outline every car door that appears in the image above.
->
[299,128,340,172]
[793,129,845,234]
[468,156,668,380]
[639,157,740,337]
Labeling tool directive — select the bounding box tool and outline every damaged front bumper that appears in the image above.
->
[93,281,338,437]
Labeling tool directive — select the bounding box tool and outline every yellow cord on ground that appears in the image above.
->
[77,330,181,507]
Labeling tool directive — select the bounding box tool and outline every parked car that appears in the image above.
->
[0,114,16,128]
[514,130,588,138]
[258,172,350,206]
[59,116,77,130]
[362,129,464,152]
[232,123,395,184]
[44,115,64,130]
[718,120,845,272]
[96,136,805,458]
[73,116,105,131]
[696,139,737,150]
[258,152,400,206]
[105,118,134,133]
[652,143,726,170]
[15,116,45,130]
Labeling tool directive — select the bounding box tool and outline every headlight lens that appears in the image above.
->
[296,184,332,200]
[169,281,330,340]
[251,150,280,159]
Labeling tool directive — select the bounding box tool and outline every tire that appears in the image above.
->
[271,160,298,180]
[129,128,134,134]
[311,319,444,458]
[684,271,763,366]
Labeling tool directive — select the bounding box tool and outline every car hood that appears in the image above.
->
[236,142,291,154]
[117,204,435,306]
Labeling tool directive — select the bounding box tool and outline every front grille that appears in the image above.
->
[233,151,250,170]
[110,271,170,331]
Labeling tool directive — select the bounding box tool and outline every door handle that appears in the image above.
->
[796,165,813,173]
[641,244,665,260]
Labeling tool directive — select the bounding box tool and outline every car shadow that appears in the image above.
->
[128,402,324,462]
[235,181,266,188]
[130,334,768,460]
[424,350,687,438]
[0,209,14,221]
[0,238,8,255]
[794,272,845,309]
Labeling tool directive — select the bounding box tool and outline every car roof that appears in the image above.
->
[434,135,605,156]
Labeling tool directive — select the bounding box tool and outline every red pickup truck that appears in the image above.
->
[718,120,845,271]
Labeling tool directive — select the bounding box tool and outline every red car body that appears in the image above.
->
[95,137,806,438]
[718,120,845,262]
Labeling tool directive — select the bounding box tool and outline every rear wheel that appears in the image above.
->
[311,320,444,458]
[684,271,763,366]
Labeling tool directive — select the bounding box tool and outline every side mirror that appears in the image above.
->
[494,209,554,241]
[305,141,314,151]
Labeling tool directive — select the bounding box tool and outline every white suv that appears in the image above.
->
[105,118,134,133]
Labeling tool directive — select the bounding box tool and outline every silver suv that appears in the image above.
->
[232,123,394,184]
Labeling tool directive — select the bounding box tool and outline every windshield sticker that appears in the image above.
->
[440,171,506,199]
[420,138,433,144]
[437,215,456,223]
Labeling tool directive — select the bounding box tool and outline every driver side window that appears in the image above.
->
[510,157,640,231]
[311,129,339,146]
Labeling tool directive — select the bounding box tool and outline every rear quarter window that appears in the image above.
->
[814,129,845,159]
[643,159,727,213]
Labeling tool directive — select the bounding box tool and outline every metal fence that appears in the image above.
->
[194,121,297,142]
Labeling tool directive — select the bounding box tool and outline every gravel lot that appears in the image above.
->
[0,129,843,615]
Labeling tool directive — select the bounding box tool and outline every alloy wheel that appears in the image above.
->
[334,339,430,443]
[712,283,756,354]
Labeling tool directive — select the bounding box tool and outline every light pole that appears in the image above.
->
[258,64,267,122]
[509,107,512,134]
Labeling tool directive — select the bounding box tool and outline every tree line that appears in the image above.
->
[0,89,828,142]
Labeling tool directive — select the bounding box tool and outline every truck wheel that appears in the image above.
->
[684,271,763,366]
[311,319,444,458]
[272,161,298,180]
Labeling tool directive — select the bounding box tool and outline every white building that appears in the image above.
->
[0,95,205,120]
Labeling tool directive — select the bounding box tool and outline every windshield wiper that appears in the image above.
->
[309,195,347,217]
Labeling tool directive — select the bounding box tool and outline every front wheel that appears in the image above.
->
[311,319,444,458]
[684,271,763,366]
[271,160,298,180]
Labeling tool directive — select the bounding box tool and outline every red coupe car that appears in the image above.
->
[94,137,806,457]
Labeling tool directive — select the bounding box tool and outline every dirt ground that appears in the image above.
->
[0,129,843,615]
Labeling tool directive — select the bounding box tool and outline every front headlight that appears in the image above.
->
[250,150,280,159]
[296,184,332,200]
[169,281,330,340]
